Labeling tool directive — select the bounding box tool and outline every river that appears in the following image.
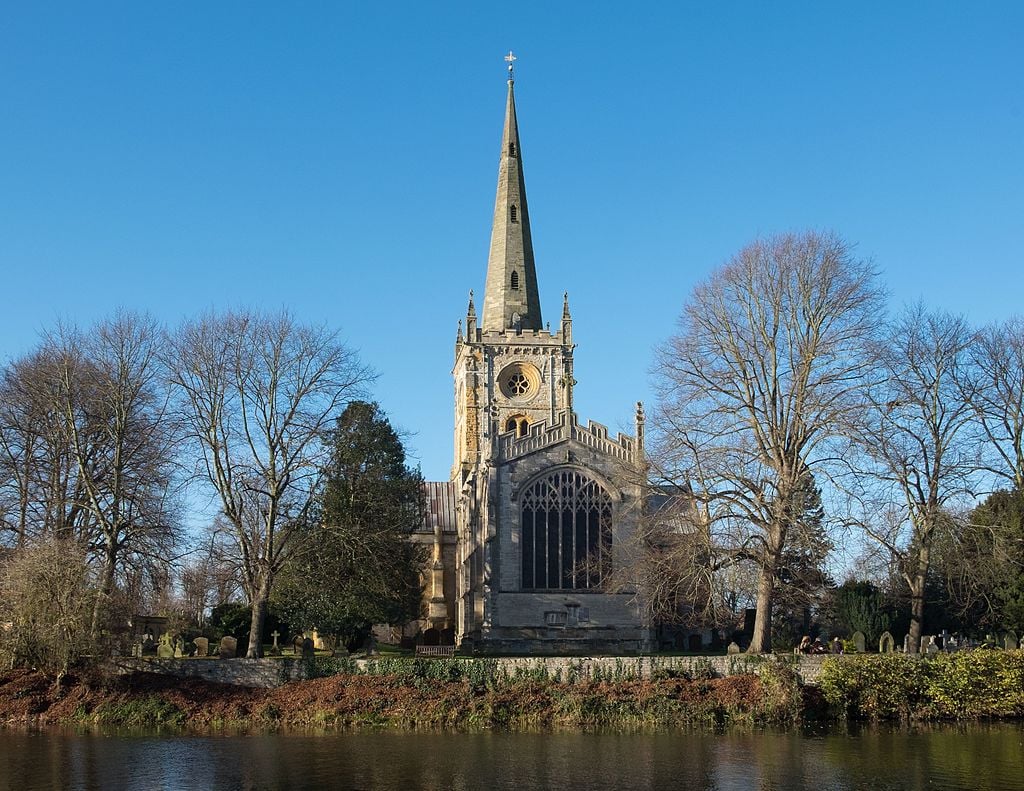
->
[1,724,1022,790]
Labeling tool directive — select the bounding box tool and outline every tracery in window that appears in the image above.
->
[520,469,612,590]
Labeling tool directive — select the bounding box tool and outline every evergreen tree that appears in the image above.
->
[272,402,424,648]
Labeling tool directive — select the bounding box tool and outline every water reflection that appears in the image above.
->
[1,724,1022,790]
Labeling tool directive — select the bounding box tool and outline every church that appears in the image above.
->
[412,60,652,655]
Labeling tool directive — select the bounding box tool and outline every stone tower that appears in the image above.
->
[446,62,650,654]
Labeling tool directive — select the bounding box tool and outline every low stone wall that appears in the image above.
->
[109,657,311,688]
[109,653,831,689]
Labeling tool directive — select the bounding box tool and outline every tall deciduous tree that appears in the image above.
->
[273,401,424,648]
[0,312,181,637]
[854,306,977,651]
[653,231,882,652]
[969,317,1024,490]
[167,310,372,657]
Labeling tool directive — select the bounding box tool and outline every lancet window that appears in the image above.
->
[520,469,612,590]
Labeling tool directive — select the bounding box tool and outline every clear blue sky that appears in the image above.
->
[2,2,1022,481]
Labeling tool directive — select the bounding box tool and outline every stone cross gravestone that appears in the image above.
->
[1005,631,1019,650]
[157,633,174,658]
[878,631,895,653]
[193,637,209,657]
[219,636,237,659]
[852,631,866,653]
[269,630,282,656]
[726,641,741,655]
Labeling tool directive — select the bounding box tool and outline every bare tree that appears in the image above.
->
[0,313,181,637]
[969,317,1024,490]
[0,537,97,679]
[652,231,883,652]
[167,309,372,657]
[852,305,978,651]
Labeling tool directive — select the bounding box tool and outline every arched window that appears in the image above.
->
[505,414,530,437]
[520,469,612,590]
[510,205,518,223]
[510,270,520,290]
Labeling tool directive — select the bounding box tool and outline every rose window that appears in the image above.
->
[507,372,531,396]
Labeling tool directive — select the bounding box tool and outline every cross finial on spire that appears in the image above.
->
[505,50,517,80]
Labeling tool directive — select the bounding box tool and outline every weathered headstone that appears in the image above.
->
[726,641,741,655]
[157,633,174,658]
[852,631,866,653]
[946,636,959,652]
[173,637,184,658]
[218,636,237,659]
[902,634,911,653]
[879,631,895,654]
[193,637,209,657]
[1005,631,1019,650]
[301,637,315,659]
[292,634,304,656]
[926,636,940,655]
[269,630,282,657]
[920,635,931,654]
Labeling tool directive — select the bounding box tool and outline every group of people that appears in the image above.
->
[797,635,844,655]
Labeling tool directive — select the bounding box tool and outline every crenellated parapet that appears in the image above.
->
[497,411,637,463]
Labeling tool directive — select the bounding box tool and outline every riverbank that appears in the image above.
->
[0,664,807,730]
[3,650,1023,731]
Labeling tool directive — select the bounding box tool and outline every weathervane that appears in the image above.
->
[505,50,517,80]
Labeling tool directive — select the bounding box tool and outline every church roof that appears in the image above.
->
[419,480,458,534]
[481,73,542,332]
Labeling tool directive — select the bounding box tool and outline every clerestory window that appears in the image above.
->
[520,469,613,590]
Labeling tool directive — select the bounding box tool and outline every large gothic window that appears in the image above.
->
[520,469,612,590]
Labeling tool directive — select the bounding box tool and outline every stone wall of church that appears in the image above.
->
[477,436,648,652]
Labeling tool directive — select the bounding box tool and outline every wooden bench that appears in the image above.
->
[415,645,456,658]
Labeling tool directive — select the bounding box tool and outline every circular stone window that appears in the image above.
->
[498,362,541,401]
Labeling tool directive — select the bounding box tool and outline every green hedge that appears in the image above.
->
[818,650,1024,720]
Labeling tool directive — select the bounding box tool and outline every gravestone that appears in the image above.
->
[292,634,304,656]
[852,631,866,653]
[157,633,174,658]
[946,636,959,652]
[920,635,931,654]
[903,634,911,653]
[219,636,237,659]
[173,637,184,658]
[726,641,741,655]
[269,630,282,657]
[878,631,895,654]
[193,637,209,657]
[926,636,940,655]
[301,637,315,659]
[1005,631,1019,650]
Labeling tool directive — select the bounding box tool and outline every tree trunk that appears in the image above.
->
[247,587,269,658]
[90,544,117,641]
[907,573,925,654]
[747,563,774,653]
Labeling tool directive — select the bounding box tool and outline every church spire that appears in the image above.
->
[481,54,542,333]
